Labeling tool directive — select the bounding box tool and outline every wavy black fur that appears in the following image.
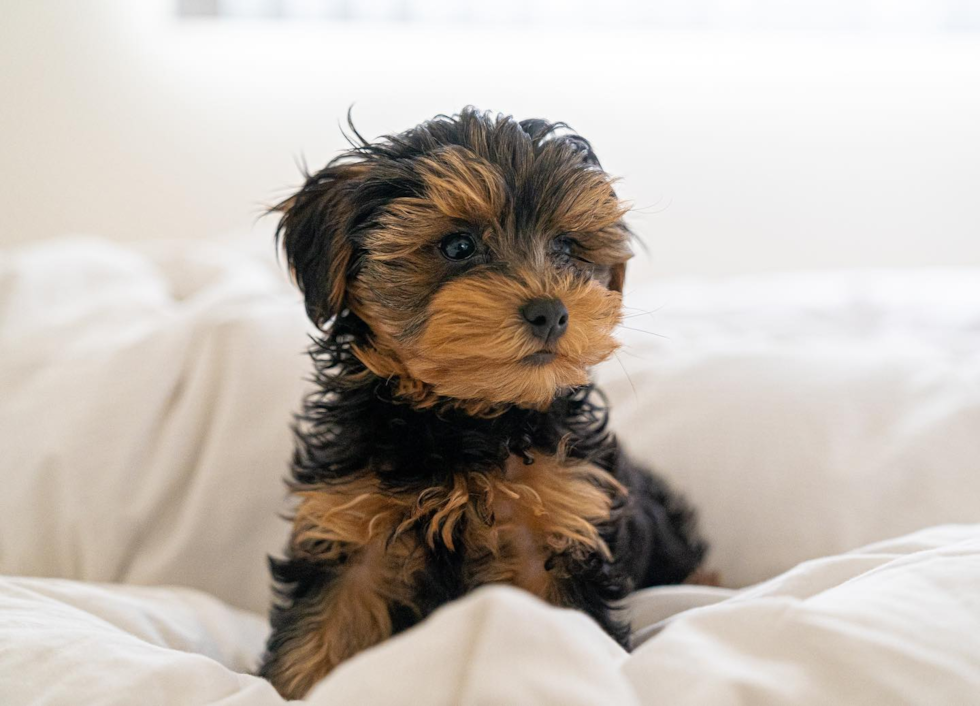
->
[262,308,706,670]
[260,109,707,694]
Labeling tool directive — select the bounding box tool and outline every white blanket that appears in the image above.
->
[2,525,979,704]
[2,237,979,703]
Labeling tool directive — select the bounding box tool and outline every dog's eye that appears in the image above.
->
[552,234,595,265]
[439,233,477,261]
[552,235,575,257]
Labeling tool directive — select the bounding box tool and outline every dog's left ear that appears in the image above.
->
[607,222,635,294]
[273,163,364,328]
[609,263,627,294]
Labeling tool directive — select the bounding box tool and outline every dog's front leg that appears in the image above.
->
[259,490,423,699]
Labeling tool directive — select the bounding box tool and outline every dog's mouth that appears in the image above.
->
[520,350,558,366]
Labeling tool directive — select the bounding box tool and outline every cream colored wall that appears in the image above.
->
[2,0,979,278]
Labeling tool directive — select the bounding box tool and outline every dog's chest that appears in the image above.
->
[434,453,619,599]
[290,452,621,603]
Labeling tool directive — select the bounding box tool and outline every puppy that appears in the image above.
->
[260,108,706,698]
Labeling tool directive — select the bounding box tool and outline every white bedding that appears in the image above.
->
[1,237,979,703]
[601,270,980,586]
[2,526,979,705]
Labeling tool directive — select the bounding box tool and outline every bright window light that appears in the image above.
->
[177,0,980,32]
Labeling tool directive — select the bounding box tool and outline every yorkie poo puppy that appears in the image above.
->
[260,108,706,698]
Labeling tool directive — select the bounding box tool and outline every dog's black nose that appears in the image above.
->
[521,298,569,344]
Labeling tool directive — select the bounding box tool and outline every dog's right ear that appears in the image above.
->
[273,163,364,328]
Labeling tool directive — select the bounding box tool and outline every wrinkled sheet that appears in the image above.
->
[2,526,979,705]
[2,238,979,703]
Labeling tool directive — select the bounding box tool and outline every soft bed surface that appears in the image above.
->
[600,270,980,585]
[2,237,979,702]
[2,525,979,704]
[2,238,978,609]
[0,237,310,614]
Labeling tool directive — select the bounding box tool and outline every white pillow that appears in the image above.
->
[2,237,978,607]
[597,270,980,585]
[0,237,312,614]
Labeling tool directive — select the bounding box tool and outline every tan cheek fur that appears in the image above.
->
[352,270,622,413]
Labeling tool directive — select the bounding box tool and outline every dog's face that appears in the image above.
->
[278,109,632,411]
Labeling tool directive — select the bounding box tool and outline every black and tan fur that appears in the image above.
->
[260,108,706,698]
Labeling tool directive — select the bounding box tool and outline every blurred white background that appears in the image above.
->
[3,3,980,657]
[2,0,979,279]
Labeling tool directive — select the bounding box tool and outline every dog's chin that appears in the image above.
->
[520,351,558,366]
[408,353,594,410]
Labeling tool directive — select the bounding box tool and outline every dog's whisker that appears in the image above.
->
[616,324,672,340]
[629,197,673,215]
[613,352,638,403]
[621,303,669,316]
[617,347,656,362]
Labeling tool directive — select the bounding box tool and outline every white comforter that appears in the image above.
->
[1,237,979,704]
[2,526,979,704]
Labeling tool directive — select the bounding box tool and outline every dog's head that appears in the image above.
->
[277,108,633,413]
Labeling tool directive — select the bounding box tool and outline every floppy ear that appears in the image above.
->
[274,164,363,328]
[607,221,635,294]
[609,263,627,294]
